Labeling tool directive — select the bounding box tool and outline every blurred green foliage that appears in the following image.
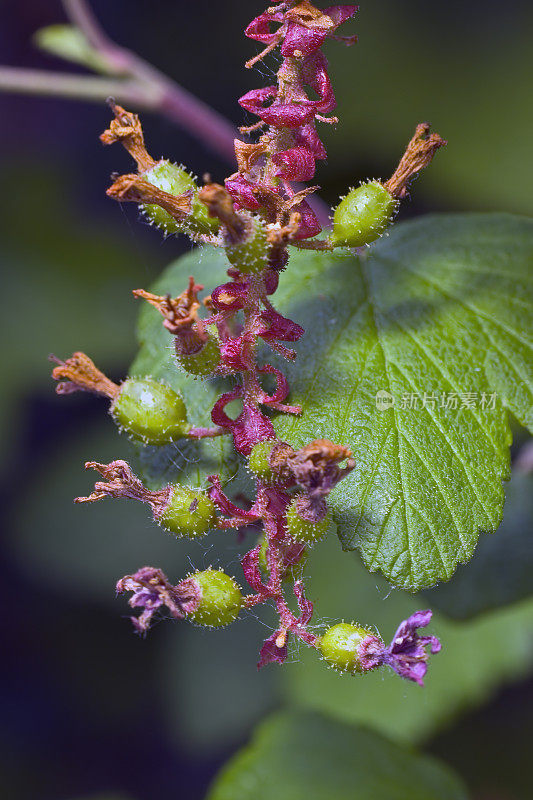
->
[208,710,469,800]
[285,538,533,745]
[2,2,533,797]
[0,164,159,463]
[319,1,533,215]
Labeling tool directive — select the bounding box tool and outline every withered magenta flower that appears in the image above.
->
[116,567,200,635]
[381,609,442,686]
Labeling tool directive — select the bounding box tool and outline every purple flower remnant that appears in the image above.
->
[382,609,442,686]
[257,630,289,669]
[116,566,200,635]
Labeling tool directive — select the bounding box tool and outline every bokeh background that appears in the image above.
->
[1,1,532,798]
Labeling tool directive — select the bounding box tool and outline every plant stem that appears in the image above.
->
[62,0,237,160]
[0,67,150,105]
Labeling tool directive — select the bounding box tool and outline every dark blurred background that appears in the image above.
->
[1,2,532,798]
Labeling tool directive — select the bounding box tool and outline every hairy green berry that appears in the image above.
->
[111,378,190,444]
[142,161,219,236]
[226,216,269,274]
[176,334,221,376]
[248,440,277,482]
[330,180,398,248]
[285,497,331,545]
[319,622,374,674]
[159,486,216,538]
[190,568,243,627]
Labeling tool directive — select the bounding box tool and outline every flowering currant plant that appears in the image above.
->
[48,1,532,687]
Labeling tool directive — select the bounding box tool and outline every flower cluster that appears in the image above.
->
[226,3,358,241]
[52,2,443,685]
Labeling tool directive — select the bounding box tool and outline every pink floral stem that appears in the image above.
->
[187,425,225,439]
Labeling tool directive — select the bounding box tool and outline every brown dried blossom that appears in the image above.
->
[100,100,155,173]
[106,173,192,221]
[384,122,447,199]
[50,352,119,399]
[75,460,171,516]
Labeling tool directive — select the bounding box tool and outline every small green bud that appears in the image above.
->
[142,161,219,236]
[176,334,221,376]
[160,486,216,538]
[285,497,331,545]
[226,215,269,274]
[190,568,243,627]
[258,535,269,572]
[111,378,190,444]
[248,440,277,483]
[319,622,374,674]
[330,180,398,248]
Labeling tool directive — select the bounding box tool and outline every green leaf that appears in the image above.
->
[207,710,469,800]
[273,213,533,590]
[133,214,533,590]
[284,537,533,745]
[34,25,116,74]
[423,469,533,618]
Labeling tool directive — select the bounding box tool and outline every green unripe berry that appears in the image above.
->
[258,534,269,572]
[248,440,277,483]
[190,568,243,627]
[258,534,307,582]
[142,161,219,236]
[285,498,331,545]
[176,335,221,376]
[330,180,398,248]
[159,486,216,538]
[111,378,190,444]
[226,216,269,274]
[319,622,373,674]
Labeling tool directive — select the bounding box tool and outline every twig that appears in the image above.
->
[0,66,154,105]
[62,0,237,160]
[0,0,331,226]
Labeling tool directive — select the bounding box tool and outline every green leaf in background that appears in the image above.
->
[323,1,533,216]
[157,616,281,753]
[6,421,202,602]
[137,214,532,591]
[208,710,469,800]
[34,25,118,74]
[424,469,533,618]
[284,537,533,746]
[0,164,160,464]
